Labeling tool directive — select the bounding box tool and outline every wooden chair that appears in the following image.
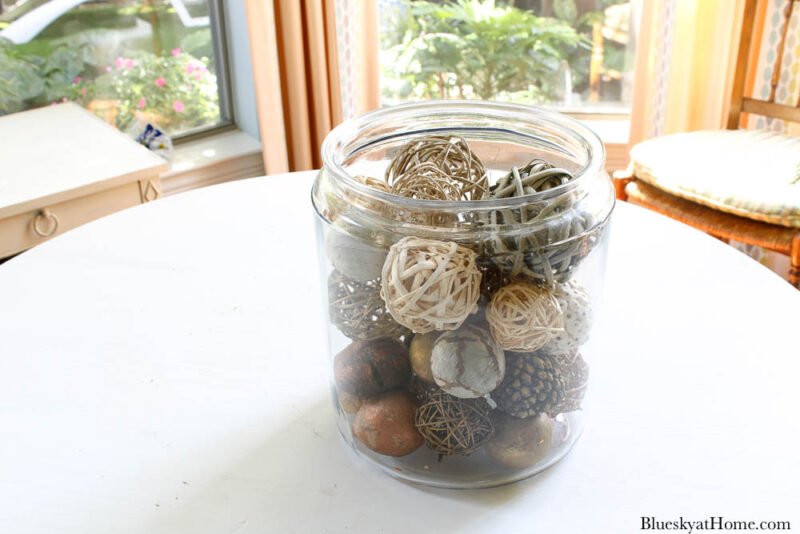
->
[614,0,800,289]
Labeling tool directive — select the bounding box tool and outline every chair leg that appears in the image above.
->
[790,232,800,289]
[612,164,633,202]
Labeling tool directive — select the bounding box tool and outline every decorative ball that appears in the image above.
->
[487,412,554,469]
[492,351,566,419]
[409,332,439,384]
[430,323,505,398]
[328,270,410,341]
[338,390,366,414]
[381,237,481,334]
[486,281,564,351]
[544,280,593,355]
[352,391,424,457]
[482,159,602,286]
[326,226,388,282]
[410,376,439,405]
[385,135,488,201]
[334,339,410,397]
[551,350,589,415]
[415,391,493,456]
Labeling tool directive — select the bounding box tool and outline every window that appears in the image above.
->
[0,0,231,138]
[379,0,640,115]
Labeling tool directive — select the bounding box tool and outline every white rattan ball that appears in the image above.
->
[380,237,481,334]
[486,281,564,351]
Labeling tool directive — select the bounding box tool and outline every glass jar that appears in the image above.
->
[311,101,614,488]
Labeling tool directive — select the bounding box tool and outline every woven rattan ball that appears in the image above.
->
[328,270,410,341]
[486,281,564,351]
[385,135,488,201]
[551,350,589,416]
[414,390,493,456]
[381,237,481,334]
[483,159,602,286]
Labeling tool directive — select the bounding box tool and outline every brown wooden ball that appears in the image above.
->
[338,391,366,414]
[409,332,439,384]
[487,412,553,469]
[352,390,424,456]
[334,339,410,397]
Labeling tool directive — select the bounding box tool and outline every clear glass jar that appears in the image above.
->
[311,101,614,488]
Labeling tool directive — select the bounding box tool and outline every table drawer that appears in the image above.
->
[0,181,152,258]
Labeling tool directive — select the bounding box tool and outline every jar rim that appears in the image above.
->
[320,100,606,211]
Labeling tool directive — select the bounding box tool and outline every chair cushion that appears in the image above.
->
[631,129,800,227]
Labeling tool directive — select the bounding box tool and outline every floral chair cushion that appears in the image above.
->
[630,129,800,227]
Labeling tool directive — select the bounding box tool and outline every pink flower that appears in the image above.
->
[82,88,87,96]
[194,73,202,80]
[187,85,193,90]
[125,59,134,69]
[116,57,124,68]
[51,101,58,106]
[173,100,184,113]
[155,78,166,87]
[138,97,146,109]
[171,48,181,56]
[72,76,82,84]
[105,66,112,72]
[186,64,195,74]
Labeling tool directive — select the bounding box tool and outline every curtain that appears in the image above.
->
[246,0,344,172]
[629,0,747,146]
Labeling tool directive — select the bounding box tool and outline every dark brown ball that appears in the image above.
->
[334,339,410,397]
[352,390,424,456]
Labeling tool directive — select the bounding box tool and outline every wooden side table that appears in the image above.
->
[0,103,168,258]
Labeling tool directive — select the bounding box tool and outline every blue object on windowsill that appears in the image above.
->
[135,123,173,160]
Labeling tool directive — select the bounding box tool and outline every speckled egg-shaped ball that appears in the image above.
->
[326,227,388,282]
[352,391,424,456]
[334,339,410,397]
[409,332,439,384]
[545,280,592,355]
[430,324,505,398]
[487,412,553,469]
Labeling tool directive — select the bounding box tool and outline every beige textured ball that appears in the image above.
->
[380,237,481,334]
[409,332,439,384]
[544,280,593,355]
[487,412,553,469]
[486,281,564,351]
[326,227,388,282]
[431,324,505,398]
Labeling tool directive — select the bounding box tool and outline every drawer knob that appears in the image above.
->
[32,209,59,237]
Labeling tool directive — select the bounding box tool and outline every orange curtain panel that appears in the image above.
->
[246,0,344,172]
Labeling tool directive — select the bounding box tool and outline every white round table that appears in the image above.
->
[1,171,798,534]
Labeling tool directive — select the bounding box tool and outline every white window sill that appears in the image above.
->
[162,130,265,196]
[575,117,631,172]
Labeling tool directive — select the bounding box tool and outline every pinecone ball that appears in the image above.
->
[492,351,566,419]
[543,280,593,355]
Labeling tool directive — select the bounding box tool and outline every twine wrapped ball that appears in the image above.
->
[551,350,589,415]
[486,281,564,352]
[381,237,481,334]
[430,323,505,398]
[414,390,493,456]
[328,270,409,341]
[543,280,593,355]
[483,159,601,286]
[385,135,488,201]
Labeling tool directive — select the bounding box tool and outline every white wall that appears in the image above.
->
[223,0,260,140]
